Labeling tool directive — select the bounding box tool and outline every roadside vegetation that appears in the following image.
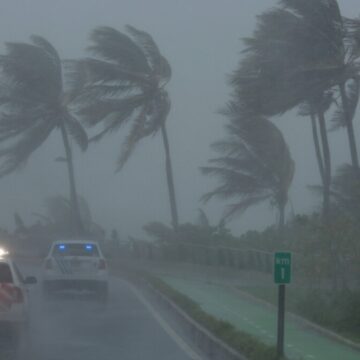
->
[143,273,278,360]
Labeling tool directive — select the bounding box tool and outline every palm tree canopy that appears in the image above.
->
[232,0,356,117]
[201,103,294,220]
[0,36,87,176]
[70,25,172,170]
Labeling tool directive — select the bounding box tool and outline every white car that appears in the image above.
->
[0,250,37,344]
[42,240,108,301]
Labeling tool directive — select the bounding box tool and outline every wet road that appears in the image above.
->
[15,270,201,360]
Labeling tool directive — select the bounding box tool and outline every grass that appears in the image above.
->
[142,273,280,360]
[239,285,360,344]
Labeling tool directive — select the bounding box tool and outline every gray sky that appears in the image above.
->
[0,0,359,239]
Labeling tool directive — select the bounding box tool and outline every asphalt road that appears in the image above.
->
[9,264,202,360]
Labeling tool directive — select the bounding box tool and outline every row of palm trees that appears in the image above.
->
[203,0,360,230]
[2,0,359,239]
[0,26,179,235]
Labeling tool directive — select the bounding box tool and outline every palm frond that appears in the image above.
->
[78,94,147,126]
[331,77,360,130]
[117,106,149,170]
[64,113,88,151]
[1,42,62,101]
[125,25,163,75]
[201,104,294,221]
[89,26,151,74]
[30,35,62,83]
[0,120,54,177]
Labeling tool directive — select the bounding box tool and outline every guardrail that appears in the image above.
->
[128,240,275,274]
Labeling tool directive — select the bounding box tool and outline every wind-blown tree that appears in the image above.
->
[330,164,360,221]
[33,195,103,237]
[70,26,179,230]
[201,103,294,231]
[278,0,360,170]
[232,0,360,217]
[0,36,88,233]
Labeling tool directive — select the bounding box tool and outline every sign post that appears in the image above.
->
[274,252,291,358]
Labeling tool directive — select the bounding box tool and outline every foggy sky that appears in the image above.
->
[0,0,359,240]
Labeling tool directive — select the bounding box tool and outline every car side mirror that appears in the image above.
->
[24,276,37,285]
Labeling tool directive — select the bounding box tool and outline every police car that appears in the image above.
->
[42,240,108,302]
[0,249,37,343]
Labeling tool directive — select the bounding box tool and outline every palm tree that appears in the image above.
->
[0,36,88,234]
[278,0,360,169]
[70,26,179,230]
[231,0,360,217]
[330,164,360,220]
[201,103,294,231]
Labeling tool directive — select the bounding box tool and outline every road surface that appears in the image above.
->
[4,264,203,360]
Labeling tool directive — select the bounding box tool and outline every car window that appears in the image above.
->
[52,243,100,257]
[0,262,13,283]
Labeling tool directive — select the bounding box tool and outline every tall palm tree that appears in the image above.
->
[0,36,88,234]
[278,0,360,169]
[231,5,333,217]
[201,103,294,231]
[231,0,360,217]
[70,26,179,230]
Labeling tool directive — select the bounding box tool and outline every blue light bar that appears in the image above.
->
[58,244,66,250]
[85,244,93,250]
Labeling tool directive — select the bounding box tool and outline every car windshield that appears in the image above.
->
[52,244,99,257]
[1,1,360,360]
[0,263,13,283]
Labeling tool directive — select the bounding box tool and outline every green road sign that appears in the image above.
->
[274,252,292,284]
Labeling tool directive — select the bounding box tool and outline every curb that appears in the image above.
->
[142,280,247,360]
[114,267,248,360]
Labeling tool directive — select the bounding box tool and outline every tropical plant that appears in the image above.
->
[231,0,360,217]
[330,164,360,221]
[69,26,179,230]
[0,36,88,233]
[201,103,294,230]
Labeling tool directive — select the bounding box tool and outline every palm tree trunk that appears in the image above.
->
[160,124,179,231]
[310,113,325,185]
[317,110,331,219]
[59,122,84,234]
[339,83,359,169]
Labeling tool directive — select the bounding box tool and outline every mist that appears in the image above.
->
[0,0,357,239]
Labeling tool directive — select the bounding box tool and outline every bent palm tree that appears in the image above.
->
[0,36,88,233]
[201,103,294,231]
[70,26,179,230]
[231,0,360,217]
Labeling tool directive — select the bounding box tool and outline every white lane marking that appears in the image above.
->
[128,284,203,360]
